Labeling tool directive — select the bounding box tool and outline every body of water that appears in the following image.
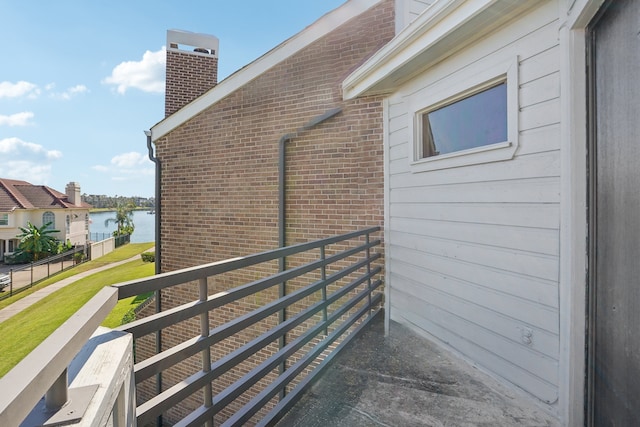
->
[89,210,155,244]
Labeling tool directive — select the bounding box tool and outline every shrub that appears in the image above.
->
[140,252,155,263]
[4,252,30,265]
[73,252,86,264]
[121,308,136,325]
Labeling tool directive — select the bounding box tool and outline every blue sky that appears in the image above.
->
[0,0,345,198]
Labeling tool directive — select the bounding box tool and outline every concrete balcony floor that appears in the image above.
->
[278,315,558,426]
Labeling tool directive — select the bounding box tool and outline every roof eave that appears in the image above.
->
[150,0,385,142]
[342,0,544,100]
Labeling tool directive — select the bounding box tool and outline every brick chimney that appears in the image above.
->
[165,29,219,117]
[65,182,81,206]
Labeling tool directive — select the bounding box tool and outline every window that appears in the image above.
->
[43,211,55,230]
[0,214,7,226]
[409,56,518,172]
[420,82,507,158]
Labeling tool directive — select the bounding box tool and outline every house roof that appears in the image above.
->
[150,0,385,141]
[0,178,90,212]
[342,0,541,99]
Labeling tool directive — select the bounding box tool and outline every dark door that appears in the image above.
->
[589,0,640,425]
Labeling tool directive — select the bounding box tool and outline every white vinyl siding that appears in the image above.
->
[386,0,561,408]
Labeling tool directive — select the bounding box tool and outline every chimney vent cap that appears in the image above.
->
[167,29,219,58]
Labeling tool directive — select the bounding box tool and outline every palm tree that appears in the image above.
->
[105,202,135,236]
[16,221,60,261]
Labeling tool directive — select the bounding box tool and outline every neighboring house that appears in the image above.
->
[0,179,91,260]
[146,0,636,425]
[342,0,638,425]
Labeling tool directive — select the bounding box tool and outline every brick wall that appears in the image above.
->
[145,0,394,424]
[165,50,218,117]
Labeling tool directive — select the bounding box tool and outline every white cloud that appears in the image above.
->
[111,152,149,168]
[0,161,53,184]
[0,137,62,159]
[103,48,166,94]
[48,84,89,100]
[0,138,62,183]
[92,152,154,183]
[0,81,40,99]
[45,83,89,101]
[69,85,88,95]
[0,112,34,127]
[0,81,88,101]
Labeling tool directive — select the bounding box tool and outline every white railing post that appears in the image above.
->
[0,287,119,426]
[45,369,69,411]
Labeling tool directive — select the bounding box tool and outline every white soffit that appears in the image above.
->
[151,0,384,141]
[342,0,544,99]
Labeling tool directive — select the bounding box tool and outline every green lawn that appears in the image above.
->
[0,244,156,377]
[102,291,153,328]
[0,242,154,310]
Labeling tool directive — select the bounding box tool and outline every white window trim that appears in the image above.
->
[408,55,519,172]
[0,213,8,227]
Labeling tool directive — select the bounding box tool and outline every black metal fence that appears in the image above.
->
[90,233,129,246]
[0,246,88,301]
[115,234,130,248]
[89,232,112,242]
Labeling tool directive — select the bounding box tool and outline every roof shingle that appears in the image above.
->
[0,178,90,212]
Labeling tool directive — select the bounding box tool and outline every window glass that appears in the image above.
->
[422,82,507,158]
[43,211,55,230]
[0,214,7,226]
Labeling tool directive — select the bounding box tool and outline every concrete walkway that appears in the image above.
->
[278,314,559,427]
[0,249,153,323]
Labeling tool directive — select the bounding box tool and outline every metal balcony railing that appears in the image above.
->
[0,227,383,427]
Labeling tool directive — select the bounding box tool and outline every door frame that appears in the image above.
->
[557,0,606,425]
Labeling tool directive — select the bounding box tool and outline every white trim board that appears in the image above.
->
[556,0,606,424]
[342,0,545,99]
